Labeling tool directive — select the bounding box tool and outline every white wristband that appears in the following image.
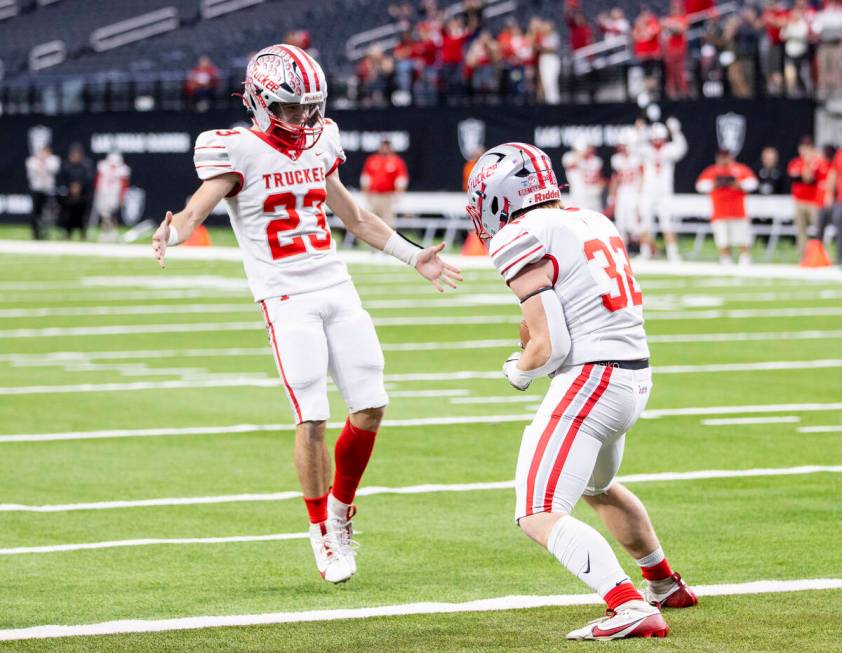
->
[167,225,180,247]
[384,232,421,267]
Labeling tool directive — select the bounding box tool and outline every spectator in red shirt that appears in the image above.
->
[822,144,842,265]
[762,1,790,95]
[597,8,630,39]
[185,55,219,112]
[465,30,501,98]
[412,22,440,105]
[361,138,409,227]
[565,1,594,51]
[498,19,534,99]
[685,0,715,15]
[440,15,477,99]
[788,136,830,254]
[633,9,663,93]
[696,149,759,265]
[662,0,689,98]
[394,30,416,94]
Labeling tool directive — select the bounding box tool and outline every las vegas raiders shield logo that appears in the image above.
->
[458,118,485,161]
[716,112,746,156]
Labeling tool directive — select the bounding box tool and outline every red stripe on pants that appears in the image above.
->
[259,300,303,422]
[542,365,613,512]
[524,365,594,516]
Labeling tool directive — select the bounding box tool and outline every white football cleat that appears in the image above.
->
[308,522,353,584]
[642,573,699,608]
[565,601,669,641]
[328,504,359,575]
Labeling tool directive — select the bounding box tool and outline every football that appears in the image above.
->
[519,319,530,349]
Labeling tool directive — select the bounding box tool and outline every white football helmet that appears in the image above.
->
[242,44,327,150]
[465,142,561,241]
[649,122,669,142]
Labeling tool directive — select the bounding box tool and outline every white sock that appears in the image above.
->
[720,254,732,265]
[666,242,680,261]
[739,252,751,266]
[547,515,629,597]
[327,493,350,521]
[640,243,652,259]
[635,547,665,568]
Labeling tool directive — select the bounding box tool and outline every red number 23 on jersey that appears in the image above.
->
[264,189,330,260]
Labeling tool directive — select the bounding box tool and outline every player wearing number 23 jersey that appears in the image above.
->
[152,44,461,587]
[466,143,696,642]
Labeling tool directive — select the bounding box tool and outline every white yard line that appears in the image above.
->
[2,466,839,514]
[645,307,842,320]
[797,425,842,433]
[2,330,839,367]
[648,329,842,343]
[0,379,478,397]
[701,416,801,426]
[4,401,842,443]
[0,533,309,556]
[1,578,840,641]
[644,402,842,418]
[2,306,842,340]
[0,415,536,444]
[4,238,842,280]
[8,358,838,396]
[0,315,522,339]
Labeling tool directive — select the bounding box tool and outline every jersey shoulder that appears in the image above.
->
[320,119,346,173]
[489,216,547,282]
[194,129,245,180]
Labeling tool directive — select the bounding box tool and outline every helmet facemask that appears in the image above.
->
[266,100,325,150]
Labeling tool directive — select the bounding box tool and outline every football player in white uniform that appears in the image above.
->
[637,118,687,262]
[561,138,606,212]
[466,143,696,641]
[609,132,644,246]
[152,44,461,584]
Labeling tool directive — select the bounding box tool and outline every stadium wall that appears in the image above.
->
[0,98,814,223]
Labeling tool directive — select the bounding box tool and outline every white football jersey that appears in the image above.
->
[638,132,687,193]
[489,207,649,365]
[193,119,350,301]
[610,152,642,189]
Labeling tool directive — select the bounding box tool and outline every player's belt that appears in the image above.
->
[590,359,649,370]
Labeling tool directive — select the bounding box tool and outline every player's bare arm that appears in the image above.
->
[151,174,238,268]
[501,260,571,391]
[325,170,463,292]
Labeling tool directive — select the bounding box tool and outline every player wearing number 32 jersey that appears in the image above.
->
[152,44,461,585]
[466,143,696,641]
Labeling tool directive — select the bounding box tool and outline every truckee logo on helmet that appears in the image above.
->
[469,162,499,188]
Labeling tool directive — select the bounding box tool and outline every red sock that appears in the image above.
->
[303,492,328,524]
[603,582,644,611]
[332,418,378,505]
[641,558,674,581]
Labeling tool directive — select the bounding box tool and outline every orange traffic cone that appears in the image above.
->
[461,232,486,256]
[800,239,831,267]
[183,224,212,247]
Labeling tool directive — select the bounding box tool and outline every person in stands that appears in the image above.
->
[360,138,409,228]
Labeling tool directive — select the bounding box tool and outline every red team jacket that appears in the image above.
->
[695,162,758,220]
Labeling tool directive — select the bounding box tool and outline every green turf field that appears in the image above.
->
[0,246,840,651]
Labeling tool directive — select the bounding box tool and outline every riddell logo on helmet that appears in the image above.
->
[531,189,561,202]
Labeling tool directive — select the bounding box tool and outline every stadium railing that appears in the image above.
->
[320,192,799,260]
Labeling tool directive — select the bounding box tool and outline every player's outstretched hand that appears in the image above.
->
[152,211,173,268]
[415,242,463,293]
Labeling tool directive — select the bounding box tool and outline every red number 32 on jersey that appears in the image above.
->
[584,237,643,312]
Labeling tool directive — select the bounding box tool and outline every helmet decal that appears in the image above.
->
[465,142,560,241]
